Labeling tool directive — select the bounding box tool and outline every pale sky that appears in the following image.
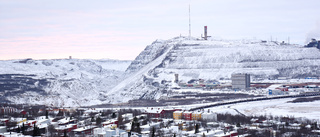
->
[1,0,320,60]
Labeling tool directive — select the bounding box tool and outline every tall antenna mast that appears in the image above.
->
[189,4,191,39]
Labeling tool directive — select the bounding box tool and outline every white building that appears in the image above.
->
[231,73,250,90]
[202,112,217,121]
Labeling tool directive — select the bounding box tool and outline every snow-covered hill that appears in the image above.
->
[0,59,131,107]
[105,36,320,104]
[2,36,320,106]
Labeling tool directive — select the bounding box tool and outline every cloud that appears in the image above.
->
[1,0,320,60]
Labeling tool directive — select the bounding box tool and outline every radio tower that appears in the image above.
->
[189,4,191,40]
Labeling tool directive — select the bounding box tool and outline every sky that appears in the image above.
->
[1,0,320,60]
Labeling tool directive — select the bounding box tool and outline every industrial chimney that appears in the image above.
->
[202,26,210,40]
[204,26,207,40]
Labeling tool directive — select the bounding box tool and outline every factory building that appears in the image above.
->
[231,73,250,90]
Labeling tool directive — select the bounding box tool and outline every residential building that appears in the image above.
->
[173,111,183,120]
[192,112,202,120]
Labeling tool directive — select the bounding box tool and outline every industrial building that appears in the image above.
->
[231,73,250,90]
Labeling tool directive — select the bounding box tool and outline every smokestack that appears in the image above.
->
[204,26,207,40]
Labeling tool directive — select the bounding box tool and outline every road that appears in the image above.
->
[189,92,320,111]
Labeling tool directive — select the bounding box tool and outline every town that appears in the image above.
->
[1,103,320,137]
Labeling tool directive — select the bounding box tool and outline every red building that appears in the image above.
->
[143,108,181,118]
[276,87,289,91]
[143,108,161,118]
[0,107,17,115]
[160,109,181,118]
[182,112,192,120]
[73,126,97,135]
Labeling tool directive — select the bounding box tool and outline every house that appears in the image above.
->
[202,112,217,121]
[102,119,118,127]
[143,108,181,118]
[73,126,97,135]
[11,118,26,124]
[121,113,133,121]
[56,124,77,133]
[173,111,183,120]
[161,109,181,118]
[192,112,202,120]
[57,117,77,125]
[142,108,161,118]
[0,132,24,137]
[0,107,17,115]
[93,127,127,137]
[198,129,230,137]
[182,112,192,120]
[0,127,6,133]
[0,119,8,125]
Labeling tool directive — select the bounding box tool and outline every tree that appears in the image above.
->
[6,121,17,132]
[46,110,49,119]
[112,112,117,119]
[96,117,102,127]
[17,126,21,133]
[21,123,25,134]
[150,127,155,137]
[136,123,141,134]
[131,116,141,133]
[130,122,135,132]
[91,117,95,122]
[156,128,164,137]
[47,125,56,136]
[195,123,199,134]
[32,123,41,136]
[63,130,67,137]
[117,114,123,127]
[313,122,318,130]
[236,123,241,127]
[57,110,64,117]
[285,122,289,127]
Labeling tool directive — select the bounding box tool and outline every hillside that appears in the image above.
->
[105,36,320,104]
[2,36,320,106]
[0,59,131,107]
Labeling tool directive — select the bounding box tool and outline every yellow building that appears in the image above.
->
[173,111,183,120]
[192,112,202,120]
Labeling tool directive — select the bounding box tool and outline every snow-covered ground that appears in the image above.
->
[206,98,320,121]
[0,59,131,107]
[113,36,320,104]
[2,36,320,107]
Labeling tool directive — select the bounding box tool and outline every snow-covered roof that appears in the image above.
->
[173,111,183,114]
[56,124,77,130]
[73,126,97,132]
[102,119,117,124]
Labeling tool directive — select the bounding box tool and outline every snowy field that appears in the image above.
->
[206,98,320,121]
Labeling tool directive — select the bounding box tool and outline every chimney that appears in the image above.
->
[204,26,207,40]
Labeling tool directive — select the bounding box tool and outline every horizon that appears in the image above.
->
[1,0,320,60]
